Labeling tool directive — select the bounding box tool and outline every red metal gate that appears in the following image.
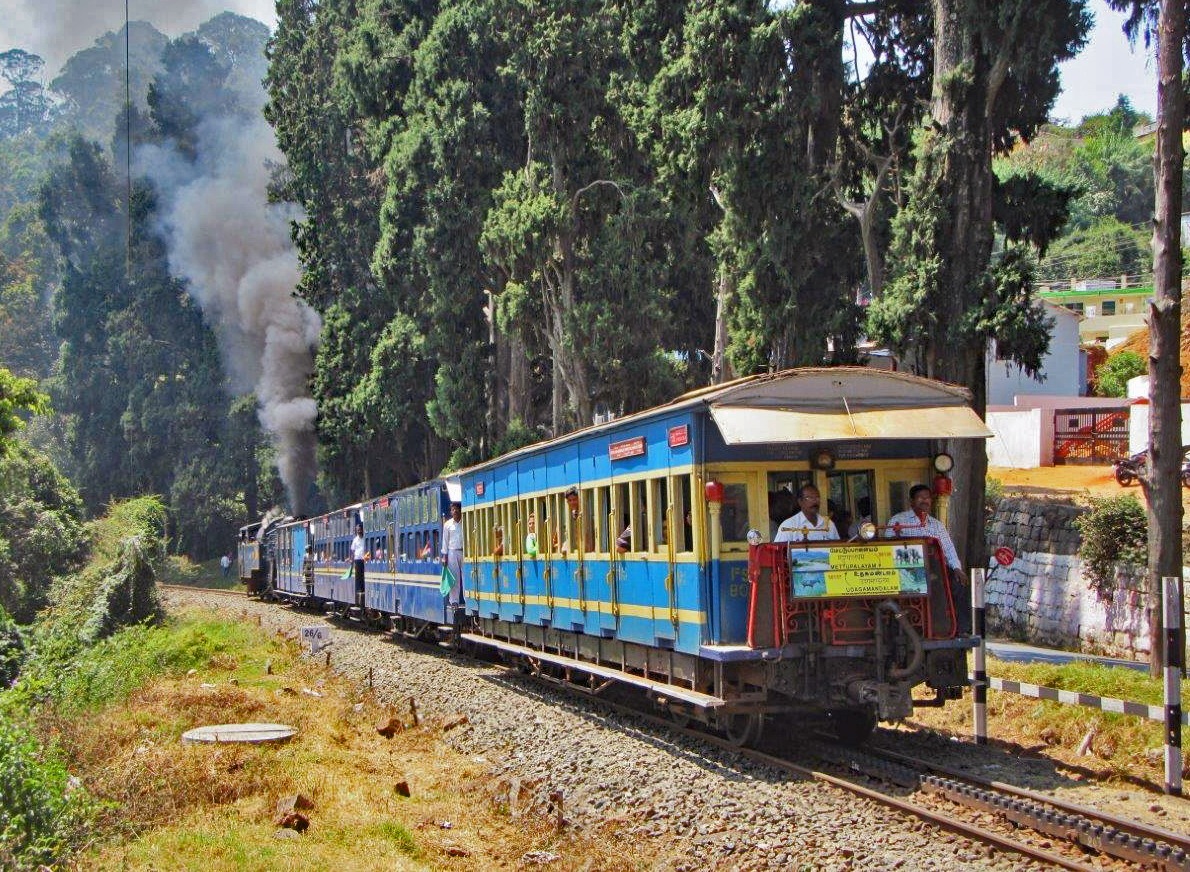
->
[1053,408,1130,464]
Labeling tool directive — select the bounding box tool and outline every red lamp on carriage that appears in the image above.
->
[705,480,724,504]
[932,452,954,495]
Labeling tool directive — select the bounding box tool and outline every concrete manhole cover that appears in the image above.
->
[182,723,296,744]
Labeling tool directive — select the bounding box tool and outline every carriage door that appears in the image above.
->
[711,472,756,644]
[826,470,874,539]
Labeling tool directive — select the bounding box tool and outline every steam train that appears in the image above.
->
[240,367,987,746]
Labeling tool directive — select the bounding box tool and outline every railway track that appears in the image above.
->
[506,656,1187,872]
[159,583,246,598]
[800,737,1190,871]
[174,586,1184,870]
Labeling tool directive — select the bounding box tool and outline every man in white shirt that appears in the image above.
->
[884,485,968,632]
[884,485,961,571]
[351,523,367,605]
[774,484,839,543]
[440,502,464,608]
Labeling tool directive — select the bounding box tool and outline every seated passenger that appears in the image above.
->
[773,484,839,543]
[524,513,539,556]
[848,496,872,539]
[768,488,796,540]
[615,522,631,554]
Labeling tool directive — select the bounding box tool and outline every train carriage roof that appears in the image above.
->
[458,367,991,475]
[705,367,992,444]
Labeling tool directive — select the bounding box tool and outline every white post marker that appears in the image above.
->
[1163,576,1183,797]
[971,567,987,745]
[300,624,332,655]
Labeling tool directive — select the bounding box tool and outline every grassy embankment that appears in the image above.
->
[51,610,641,871]
[0,499,654,872]
[912,656,1189,783]
[161,555,241,590]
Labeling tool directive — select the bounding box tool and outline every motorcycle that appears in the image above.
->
[1113,450,1146,487]
[1114,447,1190,487]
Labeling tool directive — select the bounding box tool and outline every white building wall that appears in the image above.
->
[986,408,1053,467]
[986,305,1083,406]
[1127,401,1190,454]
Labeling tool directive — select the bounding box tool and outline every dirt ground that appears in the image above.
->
[989,463,1123,498]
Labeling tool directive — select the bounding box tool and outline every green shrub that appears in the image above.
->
[0,711,97,869]
[0,607,24,687]
[0,442,89,622]
[49,618,261,715]
[1075,493,1147,591]
[34,496,166,664]
[1094,350,1146,398]
[985,476,1004,513]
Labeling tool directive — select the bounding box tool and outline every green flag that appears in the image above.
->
[439,563,456,596]
[340,563,353,580]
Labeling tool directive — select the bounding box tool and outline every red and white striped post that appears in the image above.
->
[1163,576,1183,796]
[972,567,987,745]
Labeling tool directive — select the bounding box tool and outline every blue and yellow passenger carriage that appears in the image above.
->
[456,367,991,744]
[268,483,459,633]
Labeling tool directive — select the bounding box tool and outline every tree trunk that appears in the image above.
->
[925,0,996,572]
[1143,0,1185,676]
[508,330,531,428]
[712,265,732,384]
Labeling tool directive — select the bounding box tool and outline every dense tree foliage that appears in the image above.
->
[998,96,1164,283]
[0,4,1151,570]
[1095,349,1147,398]
[28,20,283,559]
[50,22,168,142]
[0,440,89,623]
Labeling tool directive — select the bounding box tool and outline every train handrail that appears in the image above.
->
[665,506,679,630]
[606,510,621,620]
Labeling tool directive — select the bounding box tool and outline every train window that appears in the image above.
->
[827,470,874,539]
[767,472,810,540]
[594,486,611,553]
[887,480,912,516]
[649,477,668,553]
[493,504,506,557]
[432,529,440,559]
[630,480,647,552]
[720,482,751,542]
[547,492,561,554]
[612,482,630,553]
[672,474,692,553]
[579,489,595,554]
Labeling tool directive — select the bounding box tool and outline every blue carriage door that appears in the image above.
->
[552,443,585,633]
[712,472,755,644]
[516,455,548,627]
[293,525,307,591]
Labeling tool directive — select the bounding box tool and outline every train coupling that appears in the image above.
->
[847,679,913,721]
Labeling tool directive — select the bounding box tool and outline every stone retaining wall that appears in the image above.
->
[982,497,1152,658]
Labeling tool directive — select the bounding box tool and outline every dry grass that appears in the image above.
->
[59,609,666,871]
[904,655,1189,789]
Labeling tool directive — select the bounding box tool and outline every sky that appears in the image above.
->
[0,0,1162,127]
[1053,0,1158,124]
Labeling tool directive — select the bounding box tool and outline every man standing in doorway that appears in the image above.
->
[351,523,367,606]
[441,502,465,618]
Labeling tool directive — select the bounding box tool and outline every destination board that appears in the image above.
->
[787,542,927,598]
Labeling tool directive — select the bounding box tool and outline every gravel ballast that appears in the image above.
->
[164,589,1091,870]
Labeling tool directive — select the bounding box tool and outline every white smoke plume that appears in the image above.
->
[0,0,277,76]
[140,114,321,513]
